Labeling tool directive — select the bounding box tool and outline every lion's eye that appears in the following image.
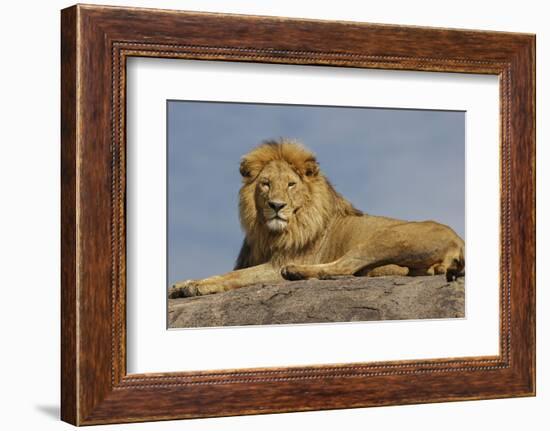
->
[288,182,296,188]
[261,181,270,189]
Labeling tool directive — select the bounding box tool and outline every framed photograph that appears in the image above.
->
[165,101,467,329]
[61,4,535,425]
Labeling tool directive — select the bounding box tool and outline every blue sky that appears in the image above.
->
[168,101,465,284]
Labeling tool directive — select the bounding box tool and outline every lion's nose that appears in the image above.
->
[268,201,287,212]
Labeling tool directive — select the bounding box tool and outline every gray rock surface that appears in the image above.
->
[168,275,465,328]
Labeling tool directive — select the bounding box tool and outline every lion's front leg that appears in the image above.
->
[168,279,225,298]
[169,263,284,297]
[281,259,359,281]
[281,263,409,280]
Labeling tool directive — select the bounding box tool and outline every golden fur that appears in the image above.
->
[170,139,465,297]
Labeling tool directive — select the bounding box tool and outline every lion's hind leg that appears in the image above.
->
[407,256,463,282]
[281,223,464,282]
[407,264,445,277]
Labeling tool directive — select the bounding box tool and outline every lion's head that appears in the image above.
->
[238,139,361,261]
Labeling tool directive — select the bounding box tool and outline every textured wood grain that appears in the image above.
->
[60,6,78,425]
[60,4,535,425]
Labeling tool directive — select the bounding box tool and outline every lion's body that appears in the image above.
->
[169,139,465,298]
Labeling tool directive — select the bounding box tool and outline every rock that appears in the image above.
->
[168,275,465,328]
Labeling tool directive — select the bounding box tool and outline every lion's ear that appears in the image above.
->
[239,159,251,178]
[240,158,260,180]
[303,159,320,178]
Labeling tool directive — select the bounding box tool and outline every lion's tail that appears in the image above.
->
[446,243,465,282]
[457,245,465,277]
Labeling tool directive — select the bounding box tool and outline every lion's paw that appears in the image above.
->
[168,280,202,298]
[281,265,308,281]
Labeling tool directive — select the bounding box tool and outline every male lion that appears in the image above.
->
[169,139,465,298]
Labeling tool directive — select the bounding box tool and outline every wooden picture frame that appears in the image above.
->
[61,4,535,425]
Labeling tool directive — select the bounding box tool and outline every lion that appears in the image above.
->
[169,139,465,298]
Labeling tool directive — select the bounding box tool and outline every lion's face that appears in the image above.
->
[238,140,348,258]
[254,160,307,232]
